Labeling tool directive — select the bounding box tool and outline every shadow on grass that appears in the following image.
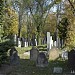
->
[7,58,72,75]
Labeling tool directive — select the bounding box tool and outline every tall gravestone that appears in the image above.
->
[61,39,64,48]
[56,37,61,48]
[54,41,57,47]
[56,37,59,48]
[47,32,50,51]
[50,36,53,49]
[24,41,27,47]
[21,37,25,47]
[17,38,21,47]
[14,34,17,45]
[30,47,39,61]
[35,39,37,46]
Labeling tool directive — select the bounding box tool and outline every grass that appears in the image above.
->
[6,46,71,75]
[7,60,70,75]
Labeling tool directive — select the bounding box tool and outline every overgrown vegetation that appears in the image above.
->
[0,39,14,66]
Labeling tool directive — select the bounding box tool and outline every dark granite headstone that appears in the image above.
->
[10,47,19,64]
[68,48,75,71]
[36,52,48,67]
[30,47,39,61]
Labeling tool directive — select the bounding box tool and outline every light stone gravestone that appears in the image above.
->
[61,50,68,60]
[30,47,39,61]
[50,36,52,49]
[49,47,59,60]
[14,34,17,45]
[54,41,57,47]
[50,36,53,48]
[35,39,37,46]
[36,52,48,67]
[26,42,28,47]
[53,67,62,73]
[24,41,27,47]
[17,38,21,47]
[47,32,50,51]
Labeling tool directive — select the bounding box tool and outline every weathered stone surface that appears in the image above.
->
[53,67,62,73]
[9,47,19,64]
[36,52,48,67]
[30,47,39,61]
[49,47,59,60]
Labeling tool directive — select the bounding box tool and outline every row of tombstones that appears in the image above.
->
[14,35,46,47]
[8,46,75,73]
[47,32,64,51]
[30,47,75,72]
[14,32,64,49]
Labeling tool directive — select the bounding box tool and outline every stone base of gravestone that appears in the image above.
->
[53,67,62,73]
[49,47,59,60]
[30,47,39,61]
[36,52,48,67]
[68,48,75,70]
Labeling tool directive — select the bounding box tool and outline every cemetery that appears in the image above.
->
[0,0,75,75]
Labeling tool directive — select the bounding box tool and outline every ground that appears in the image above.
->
[0,46,73,75]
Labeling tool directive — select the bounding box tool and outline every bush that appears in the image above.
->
[0,39,14,66]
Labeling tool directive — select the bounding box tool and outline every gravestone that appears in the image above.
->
[47,32,50,51]
[53,67,62,73]
[26,42,28,47]
[17,38,21,47]
[56,37,61,48]
[36,52,48,67]
[54,41,57,47]
[61,50,68,60]
[14,34,17,45]
[49,47,59,60]
[21,37,25,47]
[35,39,37,46]
[56,37,59,48]
[10,47,19,64]
[24,41,27,47]
[50,36,53,48]
[68,48,75,71]
[30,47,39,61]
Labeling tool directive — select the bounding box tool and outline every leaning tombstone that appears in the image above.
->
[30,47,39,61]
[36,52,48,67]
[49,47,59,60]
